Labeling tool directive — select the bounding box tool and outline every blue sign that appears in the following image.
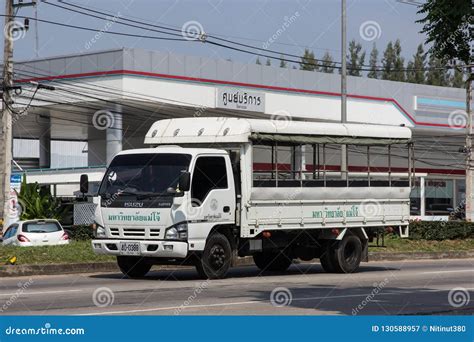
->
[10,174,22,192]
[0,316,471,342]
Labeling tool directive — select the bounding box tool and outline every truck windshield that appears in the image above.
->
[98,153,191,197]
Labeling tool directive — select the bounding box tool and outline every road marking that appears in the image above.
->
[422,270,474,275]
[79,292,400,315]
[0,289,83,297]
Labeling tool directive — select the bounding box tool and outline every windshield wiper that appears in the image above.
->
[136,192,168,200]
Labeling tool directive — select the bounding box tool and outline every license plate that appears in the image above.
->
[119,242,141,256]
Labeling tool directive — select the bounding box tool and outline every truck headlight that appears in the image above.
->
[165,222,188,240]
[94,222,106,238]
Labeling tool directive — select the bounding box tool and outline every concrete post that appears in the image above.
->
[106,105,123,165]
[39,116,51,169]
[420,176,425,217]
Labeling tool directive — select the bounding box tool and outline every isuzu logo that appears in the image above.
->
[124,202,144,208]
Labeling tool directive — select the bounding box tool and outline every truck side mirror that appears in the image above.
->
[80,174,89,194]
[179,172,191,192]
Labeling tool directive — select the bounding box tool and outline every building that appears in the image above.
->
[7,47,468,220]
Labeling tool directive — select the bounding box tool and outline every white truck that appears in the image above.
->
[84,117,413,279]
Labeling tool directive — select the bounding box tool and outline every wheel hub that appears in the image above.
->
[209,244,226,269]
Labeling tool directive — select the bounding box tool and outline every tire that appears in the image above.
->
[330,234,363,273]
[319,241,337,273]
[253,250,292,272]
[195,233,232,279]
[117,256,152,278]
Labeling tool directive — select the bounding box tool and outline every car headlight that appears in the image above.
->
[165,222,188,240]
[93,222,106,238]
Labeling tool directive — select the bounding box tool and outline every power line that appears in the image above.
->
[51,0,338,65]
[1,13,454,73]
[0,14,188,42]
[56,0,455,73]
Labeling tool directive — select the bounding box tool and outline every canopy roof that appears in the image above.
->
[144,117,412,146]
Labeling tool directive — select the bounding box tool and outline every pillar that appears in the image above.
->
[39,116,51,169]
[106,105,123,165]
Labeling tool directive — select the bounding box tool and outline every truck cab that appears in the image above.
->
[91,146,238,278]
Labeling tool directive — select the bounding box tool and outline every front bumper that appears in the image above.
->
[91,239,188,258]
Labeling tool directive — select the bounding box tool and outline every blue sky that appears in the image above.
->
[3,0,428,67]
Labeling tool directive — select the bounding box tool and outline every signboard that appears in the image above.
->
[4,174,22,228]
[216,87,265,112]
[10,174,22,192]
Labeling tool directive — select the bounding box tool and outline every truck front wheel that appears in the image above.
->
[253,250,292,272]
[195,233,232,279]
[117,256,152,278]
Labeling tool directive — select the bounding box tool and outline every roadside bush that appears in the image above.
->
[67,225,94,241]
[409,221,474,240]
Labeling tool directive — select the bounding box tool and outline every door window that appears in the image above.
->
[191,156,228,204]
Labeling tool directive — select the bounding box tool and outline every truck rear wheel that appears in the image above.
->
[195,233,232,279]
[253,251,292,272]
[320,241,337,273]
[117,256,152,278]
[330,234,363,273]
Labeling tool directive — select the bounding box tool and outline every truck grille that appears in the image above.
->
[108,227,161,239]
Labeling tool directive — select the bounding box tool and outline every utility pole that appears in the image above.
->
[465,66,473,221]
[1,0,15,231]
[340,0,348,180]
[1,0,35,232]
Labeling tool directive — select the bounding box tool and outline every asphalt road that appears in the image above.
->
[0,258,472,315]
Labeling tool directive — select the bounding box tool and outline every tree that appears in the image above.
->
[367,44,379,79]
[279,55,287,68]
[347,39,366,76]
[300,49,318,71]
[265,58,272,66]
[320,51,335,73]
[417,0,472,65]
[451,67,465,88]
[381,41,395,80]
[406,44,426,84]
[256,57,261,65]
[425,53,449,86]
[393,39,405,82]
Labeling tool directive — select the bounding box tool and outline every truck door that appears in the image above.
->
[190,155,235,224]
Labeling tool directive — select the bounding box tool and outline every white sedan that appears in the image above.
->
[2,219,69,247]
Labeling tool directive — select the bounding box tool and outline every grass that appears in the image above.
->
[368,235,474,253]
[0,240,114,265]
[0,237,472,265]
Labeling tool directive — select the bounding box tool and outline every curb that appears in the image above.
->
[0,251,473,278]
